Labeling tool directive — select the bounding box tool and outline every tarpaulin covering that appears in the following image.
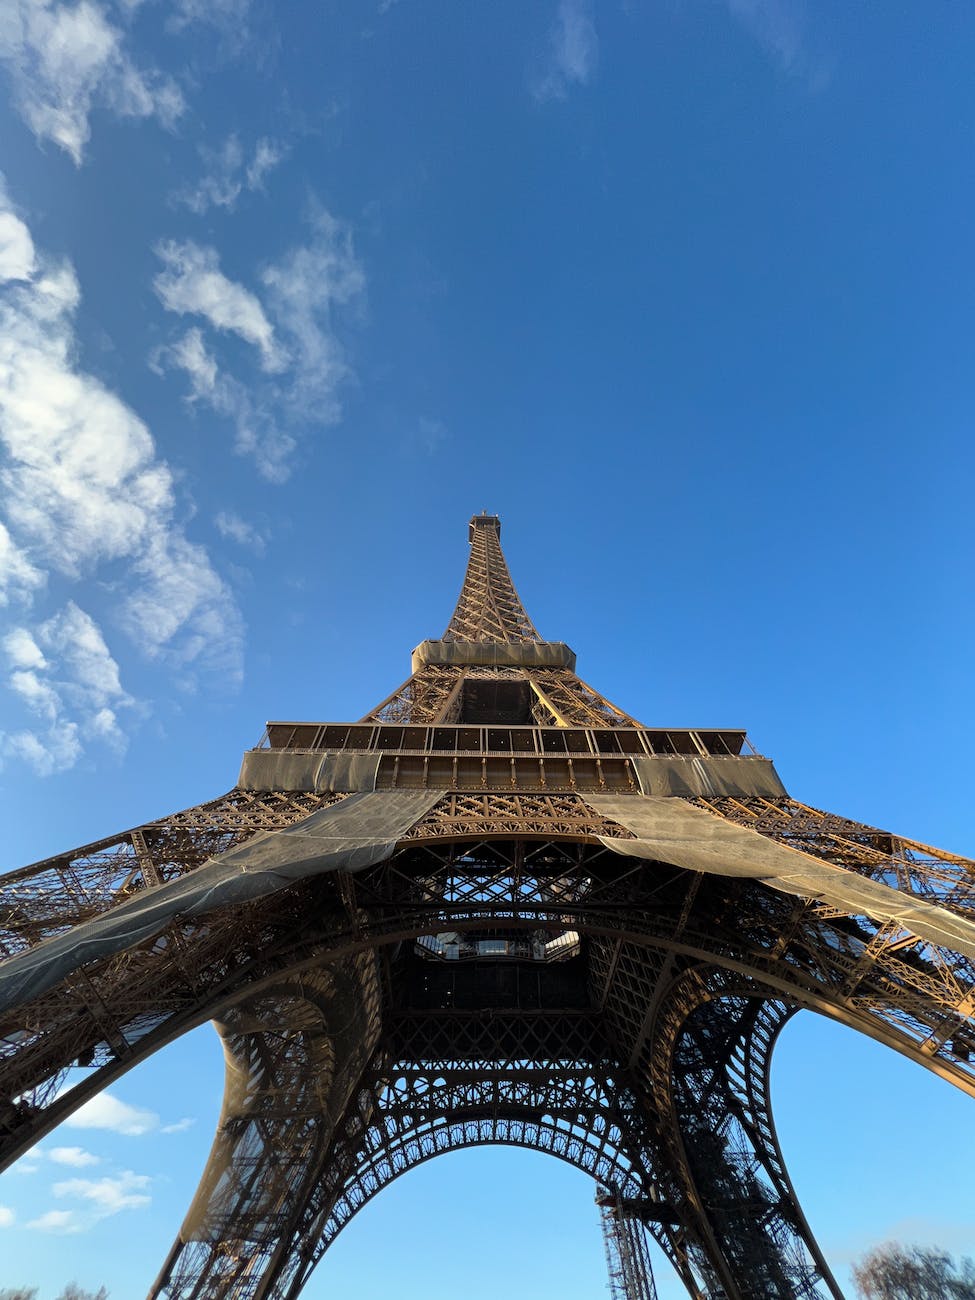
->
[178,952,382,1245]
[630,756,786,799]
[0,790,441,1016]
[238,750,382,794]
[586,793,975,961]
[411,639,577,672]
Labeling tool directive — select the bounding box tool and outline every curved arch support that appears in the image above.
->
[640,968,844,1300]
[151,951,382,1300]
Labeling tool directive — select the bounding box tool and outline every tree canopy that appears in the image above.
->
[0,1288,108,1300]
[853,1243,975,1300]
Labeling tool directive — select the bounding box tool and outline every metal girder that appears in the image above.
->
[599,1186,662,1300]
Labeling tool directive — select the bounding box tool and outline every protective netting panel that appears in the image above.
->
[0,790,441,1014]
[411,639,576,670]
[179,952,382,1245]
[238,751,382,794]
[630,756,786,799]
[588,793,975,960]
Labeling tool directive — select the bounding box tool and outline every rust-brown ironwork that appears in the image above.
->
[1,512,973,1299]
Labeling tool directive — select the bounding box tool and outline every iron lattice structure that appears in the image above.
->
[599,1186,661,1300]
[2,514,975,1300]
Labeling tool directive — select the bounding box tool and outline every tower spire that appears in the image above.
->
[442,513,541,644]
[364,515,638,726]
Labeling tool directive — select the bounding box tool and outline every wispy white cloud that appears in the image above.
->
[161,1117,195,1135]
[122,532,244,677]
[0,181,244,771]
[3,601,130,776]
[261,208,365,417]
[153,209,364,481]
[152,327,295,482]
[26,1207,80,1233]
[176,134,286,214]
[723,0,830,88]
[66,1092,158,1137]
[47,1145,100,1168]
[0,521,45,607]
[54,1169,151,1216]
[6,603,129,719]
[0,208,36,281]
[168,0,251,33]
[154,240,285,372]
[531,0,598,102]
[0,0,183,164]
[177,135,246,213]
[4,722,81,775]
[404,417,448,457]
[4,625,45,669]
[152,326,217,401]
[246,137,284,190]
[214,510,267,554]
[0,1204,14,1227]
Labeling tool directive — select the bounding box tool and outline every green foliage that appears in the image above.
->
[853,1243,975,1300]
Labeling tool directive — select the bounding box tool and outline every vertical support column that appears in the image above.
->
[598,1187,660,1300]
[668,993,845,1300]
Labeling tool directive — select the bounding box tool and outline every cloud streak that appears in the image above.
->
[154,240,285,372]
[0,0,183,163]
[54,1169,151,1216]
[532,0,598,102]
[176,134,286,214]
[153,209,364,481]
[723,0,830,88]
[66,1092,159,1137]
[215,510,267,554]
[47,1146,100,1167]
[27,1207,79,1232]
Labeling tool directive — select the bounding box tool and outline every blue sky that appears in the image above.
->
[0,0,973,1294]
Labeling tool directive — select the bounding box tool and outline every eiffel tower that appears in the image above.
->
[2,514,974,1299]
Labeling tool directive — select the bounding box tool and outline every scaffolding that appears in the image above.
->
[598,1187,660,1300]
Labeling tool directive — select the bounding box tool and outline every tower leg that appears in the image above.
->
[150,952,381,1300]
[598,1186,661,1300]
[661,982,845,1300]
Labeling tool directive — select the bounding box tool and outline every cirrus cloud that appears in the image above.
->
[175,133,287,214]
[0,0,184,164]
[154,240,286,373]
[531,0,598,102]
[153,208,364,481]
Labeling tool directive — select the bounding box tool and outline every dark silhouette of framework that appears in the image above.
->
[2,514,974,1299]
